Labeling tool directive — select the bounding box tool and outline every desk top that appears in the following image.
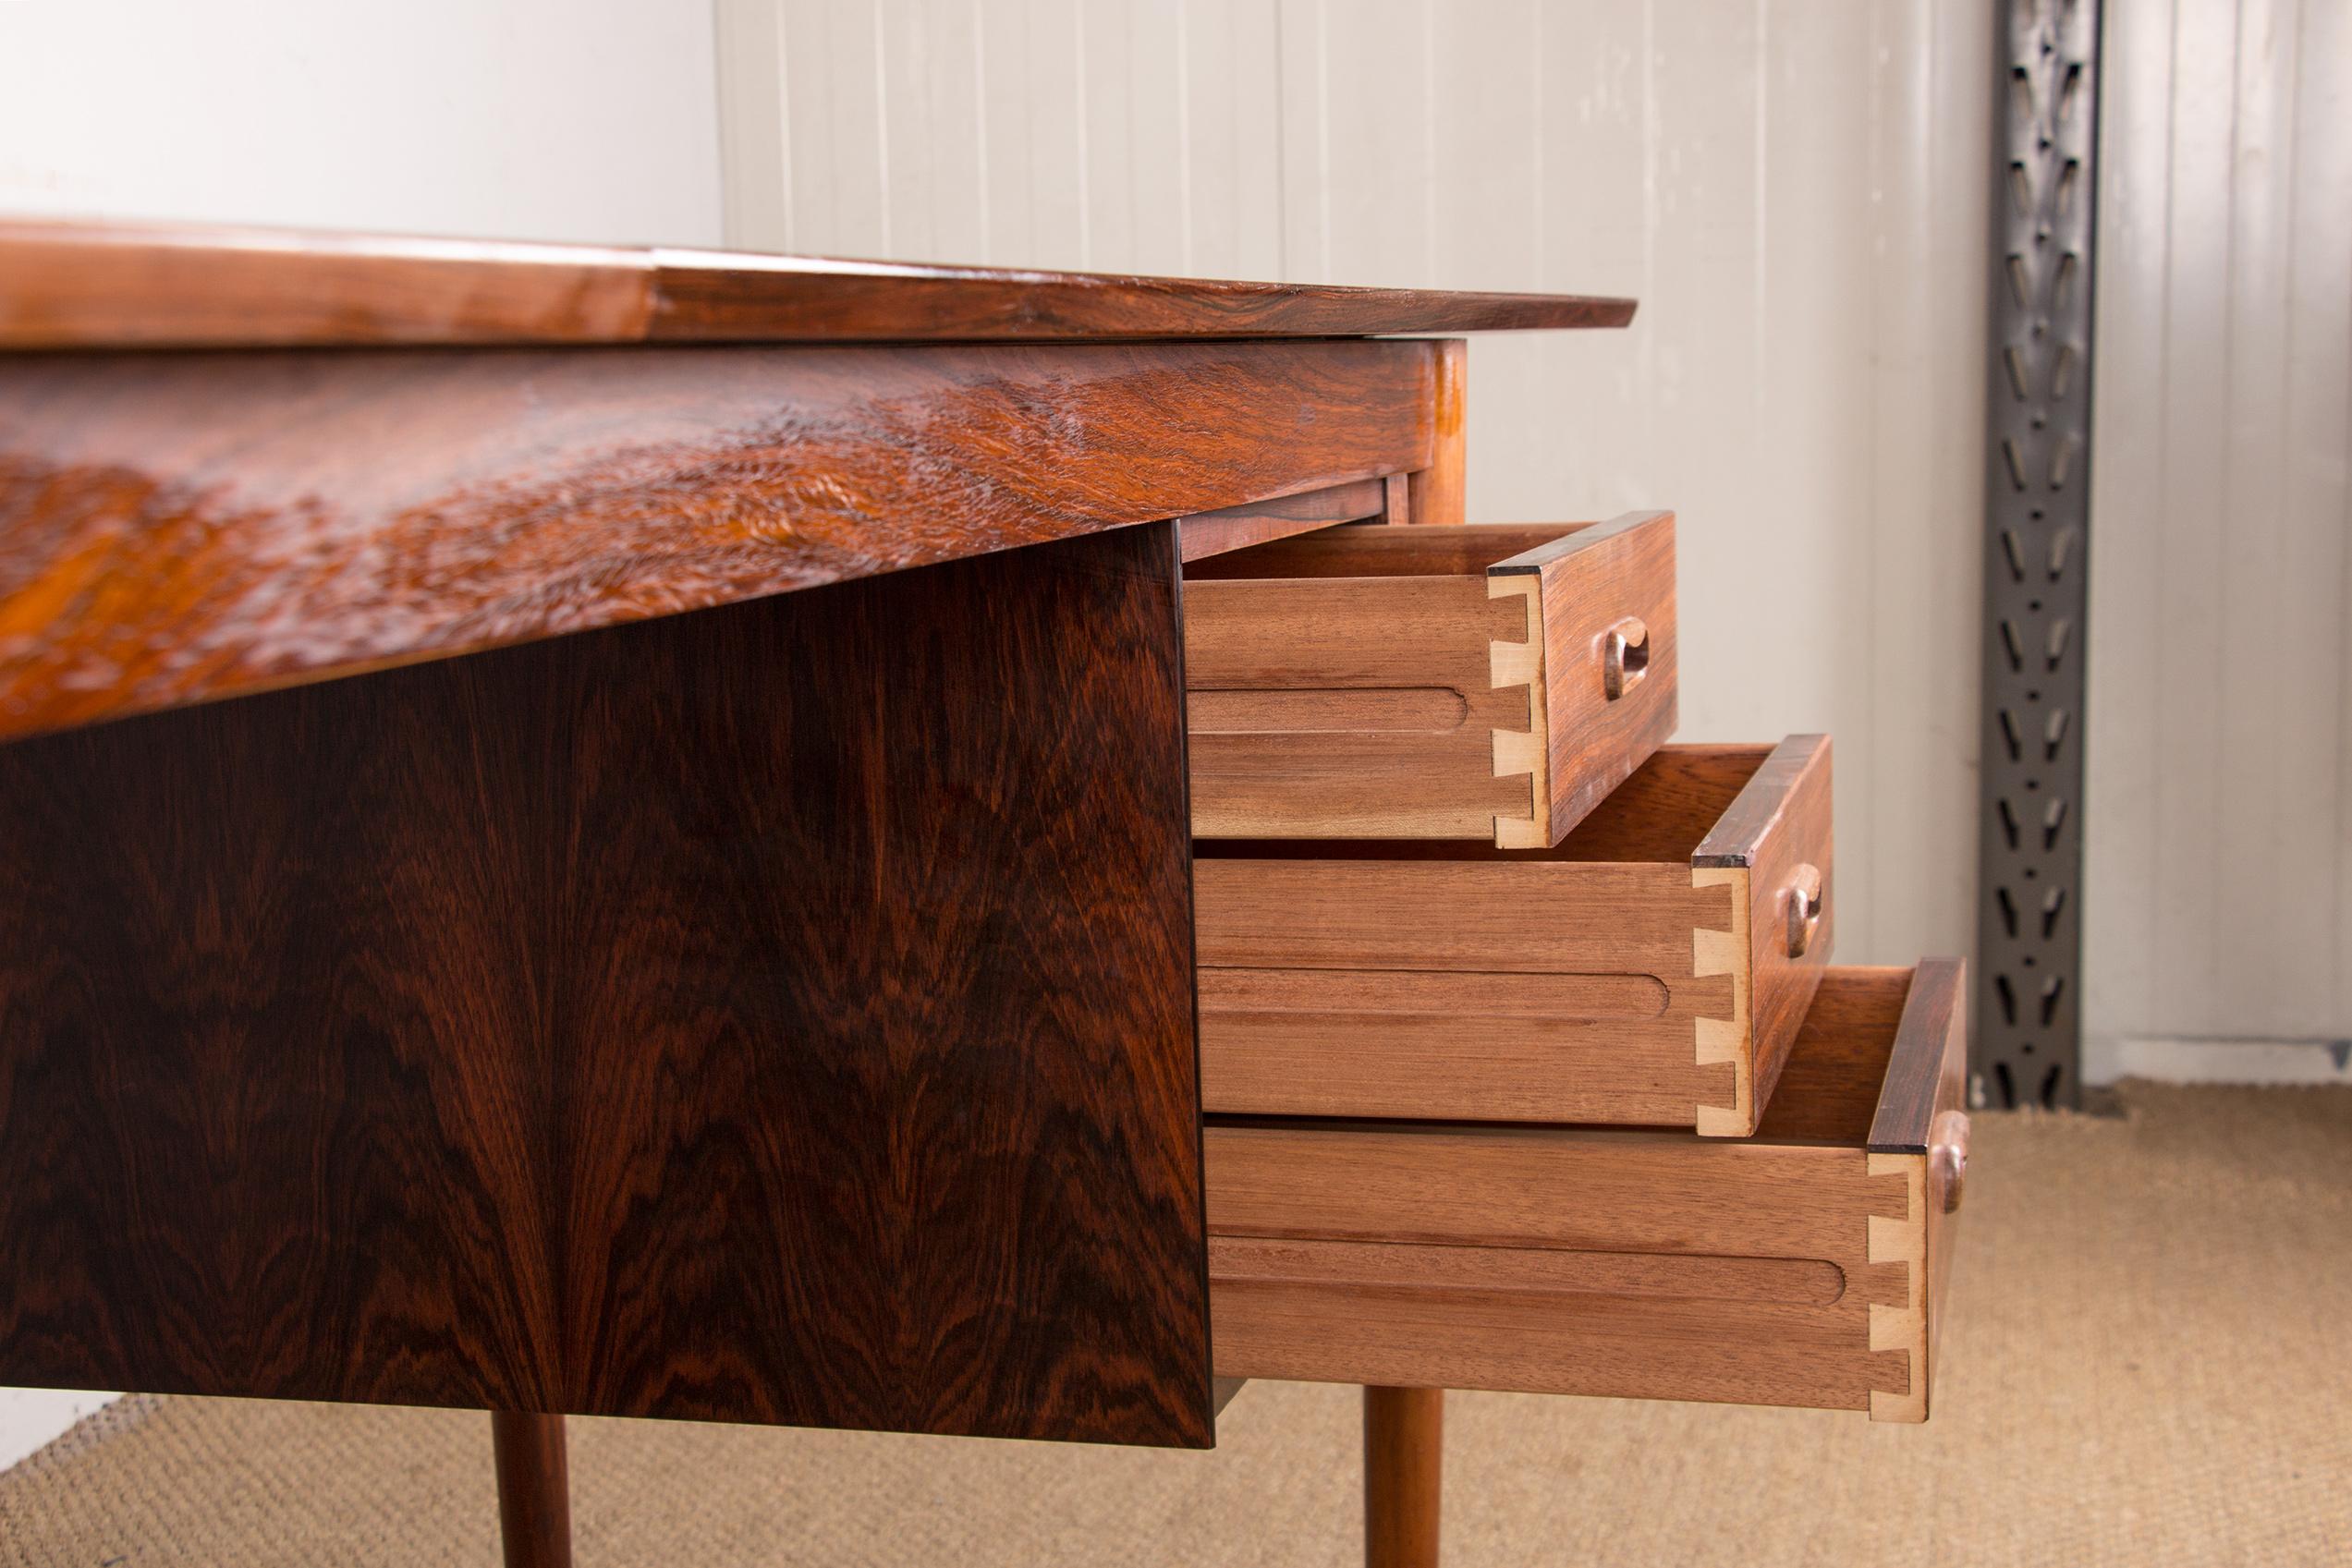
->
[0,218,1635,349]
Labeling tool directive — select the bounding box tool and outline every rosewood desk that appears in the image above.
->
[0,220,1625,1561]
[0,222,1969,1568]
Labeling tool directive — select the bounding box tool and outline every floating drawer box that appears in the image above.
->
[1196,735,1834,1136]
[1183,515,1676,846]
[1206,962,1970,1422]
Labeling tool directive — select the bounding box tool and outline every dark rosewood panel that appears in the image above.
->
[0,219,1636,348]
[0,523,1212,1447]
[0,338,1433,743]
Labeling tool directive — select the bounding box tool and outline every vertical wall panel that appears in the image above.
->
[781,0,892,257]
[2215,0,2297,1027]
[1526,0,1652,539]
[1273,0,1332,281]
[1313,0,1439,287]
[2277,0,2352,1034]
[2151,1,2238,1037]
[1125,1,1190,271]
[2085,0,2352,1062]
[713,0,1992,975]
[703,0,2336,1043]
[1188,0,1285,280]
[2298,3,2352,1028]
[1080,1,1137,268]
[2080,0,2171,1048]
[1868,0,1989,978]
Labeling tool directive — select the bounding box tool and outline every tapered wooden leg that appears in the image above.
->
[491,1412,574,1568]
[1363,1386,1443,1568]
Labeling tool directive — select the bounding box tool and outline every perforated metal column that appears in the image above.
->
[1977,0,2099,1111]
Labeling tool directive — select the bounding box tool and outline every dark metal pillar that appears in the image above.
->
[1977,0,2101,1110]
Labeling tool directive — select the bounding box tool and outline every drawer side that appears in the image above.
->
[1186,571,1532,838]
[1205,966,1953,1416]
[1205,1122,1912,1413]
[1195,857,1736,1123]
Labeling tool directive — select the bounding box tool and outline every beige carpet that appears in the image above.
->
[2,1084,2346,1567]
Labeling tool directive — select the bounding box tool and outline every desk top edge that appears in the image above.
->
[0,217,1639,349]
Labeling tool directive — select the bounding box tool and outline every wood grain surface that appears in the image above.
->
[1181,522,1574,580]
[1752,966,1913,1143]
[1176,478,1390,564]
[0,338,1435,743]
[1868,955,1967,1153]
[1403,341,1468,528]
[1363,1387,1444,1568]
[1203,966,1942,1416]
[1701,734,1835,1132]
[1186,544,1532,839]
[0,220,1637,348]
[1862,956,1968,1423]
[1183,517,1675,845]
[0,525,1213,1447]
[1193,740,1828,1133]
[491,1414,573,1568]
[1491,510,1679,847]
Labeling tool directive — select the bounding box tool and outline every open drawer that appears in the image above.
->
[1205,962,1970,1421]
[1196,735,1834,1136]
[1183,514,1676,846]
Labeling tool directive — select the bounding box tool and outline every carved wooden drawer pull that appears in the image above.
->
[1603,616,1651,700]
[1785,862,1825,958]
[1932,1110,1971,1214]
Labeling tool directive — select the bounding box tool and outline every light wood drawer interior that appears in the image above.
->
[1196,735,1834,1136]
[1205,962,1969,1422]
[1183,515,1676,846]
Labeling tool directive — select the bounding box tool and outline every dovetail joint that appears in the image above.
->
[1690,865,1751,1136]
[1488,574,1547,849]
[1866,1151,1929,1423]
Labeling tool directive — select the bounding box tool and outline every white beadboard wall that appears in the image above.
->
[2082,0,2352,1070]
[719,0,1992,974]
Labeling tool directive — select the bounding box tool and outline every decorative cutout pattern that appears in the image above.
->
[1978,0,2098,1110]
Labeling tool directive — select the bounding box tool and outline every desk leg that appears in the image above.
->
[1363,1387,1443,1568]
[492,1412,573,1568]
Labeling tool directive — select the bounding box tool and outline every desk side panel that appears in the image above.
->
[0,523,1212,1446]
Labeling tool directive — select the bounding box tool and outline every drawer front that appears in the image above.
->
[1184,515,1676,845]
[1195,736,1834,1136]
[1205,962,1969,1422]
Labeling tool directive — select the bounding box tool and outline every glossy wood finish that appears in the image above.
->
[0,338,1437,744]
[491,1414,573,1568]
[1182,515,1676,845]
[0,220,1637,348]
[1205,964,1965,1422]
[1176,479,1390,563]
[1868,954,1968,1153]
[1488,511,1680,847]
[0,524,1213,1446]
[1403,341,1468,529]
[1363,1388,1443,1568]
[1690,734,1839,1131]
[1194,738,1831,1135]
[1863,957,1969,1422]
